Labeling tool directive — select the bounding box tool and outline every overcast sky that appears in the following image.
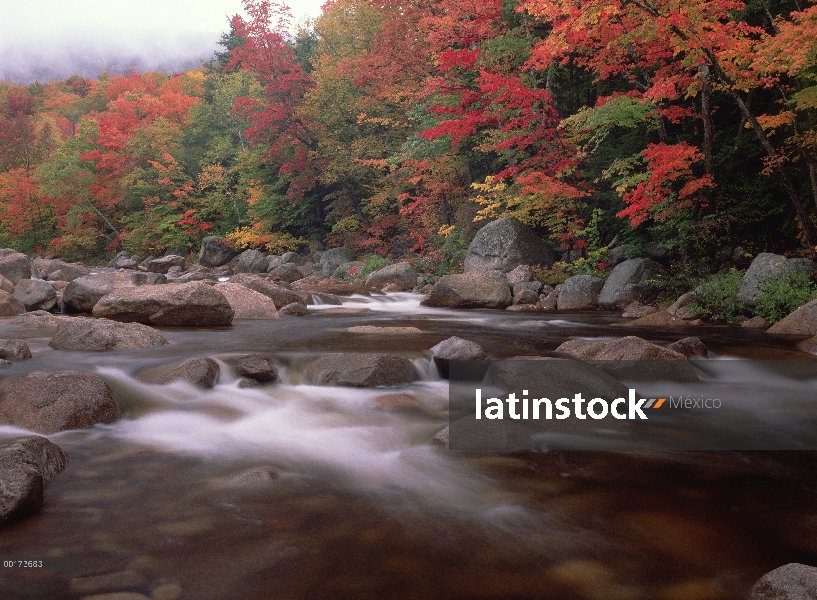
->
[0,0,325,83]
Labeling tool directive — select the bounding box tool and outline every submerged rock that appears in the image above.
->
[0,370,119,434]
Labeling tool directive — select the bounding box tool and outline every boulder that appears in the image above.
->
[63,271,167,313]
[268,263,304,284]
[506,264,534,285]
[278,302,309,316]
[539,290,558,311]
[513,281,543,296]
[464,216,555,273]
[737,253,815,306]
[305,353,420,387]
[164,246,191,257]
[767,300,817,336]
[609,245,630,266]
[9,310,62,328]
[13,279,57,312]
[0,290,25,316]
[92,282,234,326]
[108,251,139,270]
[667,337,709,359]
[0,340,31,361]
[229,274,303,308]
[0,436,67,525]
[597,258,664,309]
[751,563,817,600]
[0,273,14,294]
[198,236,240,268]
[234,249,269,274]
[667,291,697,316]
[421,272,513,309]
[621,303,659,319]
[280,251,307,266]
[628,310,691,327]
[291,277,368,296]
[213,282,279,319]
[513,289,540,305]
[366,263,417,292]
[0,249,33,285]
[434,416,533,451]
[430,336,487,379]
[214,353,278,383]
[742,316,770,330]
[556,275,604,310]
[136,358,220,388]
[0,370,119,434]
[49,318,168,351]
[320,247,351,268]
[34,259,89,282]
[145,255,187,274]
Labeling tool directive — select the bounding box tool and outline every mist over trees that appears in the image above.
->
[1,0,816,279]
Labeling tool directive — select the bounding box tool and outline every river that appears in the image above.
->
[1,293,816,599]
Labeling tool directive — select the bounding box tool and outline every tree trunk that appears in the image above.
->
[698,65,714,177]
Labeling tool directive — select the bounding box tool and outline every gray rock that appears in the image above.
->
[332,261,364,279]
[198,236,240,268]
[0,436,67,525]
[667,336,709,358]
[108,251,139,270]
[752,563,817,600]
[136,358,220,388]
[63,271,167,313]
[609,245,631,266]
[320,247,351,266]
[598,258,664,309]
[230,466,280,486]
[421,272,513,309]
[737,253,815,306]
[667,291,697,315]
[556,275,604,310]
[164,246,190,257]
[49,318,169,351]
[464,216,555,273]
[513,289,540,305]
[145,255,187,274]
[229,274,303,308]
[13,279,57,312]
[366,262,416,291]
[0,370,119,433]
[234,249,269,274]
[278,302,309,316]
[214,353,278,383]
[0,249,33,285]
[305,353,420,387]
[513,281,543,296]
[280,251,306,266]
[430,336,487,378]
[506,264,534,285]
[742,315,770,329]
[9,310,61,328]
[213,282,279,319]
[0,273,14,294]
[268,263,304,284]
[435,416,533,451]
[0,340,31,361]
[0,290,24,316]
[539,290,558,311]
[33,259,89,282]
[92,282,234,326]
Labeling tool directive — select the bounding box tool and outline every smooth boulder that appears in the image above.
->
[0,436,67,525]
[556,275,604,310]
[752,563,817,600]
[737,253,815,306]
[229,274,303,309]
[366,263,417,292]
[13,279,57,312]
[305,353,420,387]
[598,258,664,309]
[768,299,817,336]
[213,282,279,319]
[92,282,234,326]
[63,271,167,313]
[0,249,33,285]
[464,216,555,273]
[49,318,168,351]
[430,336,487,379]
[0,371,119,434]
[136,358,220,388]
[199,236,241,268]
[421,272,513,309]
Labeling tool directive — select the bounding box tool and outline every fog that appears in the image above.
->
[0,0,324,84]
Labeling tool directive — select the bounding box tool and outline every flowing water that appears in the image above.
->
[1,293,817,599]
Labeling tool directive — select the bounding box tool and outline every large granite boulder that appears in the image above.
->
[767,299,817,335]
[366,262,417,292]
[33,259,90,282]
[63,271,167,313]
[229,274,303,309]
[752,563,817,600]
[0,371,119,433]
[145,255,187,274]
[234,249,269,274]
[598,258,664,309]
[421,272,513,309]
[199,236,240,268]
[136,358,220,388]
[0,436,67,525]
[0,249,34,285]
[13,279,57,312]
[556,275,605,310]
[49,318,168,351]
[737,253,815,306]
[464,216,555,273]
[305,353,420,387]
[92,282,234,326]
[0,290,25,316]
[213,282,279,319]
